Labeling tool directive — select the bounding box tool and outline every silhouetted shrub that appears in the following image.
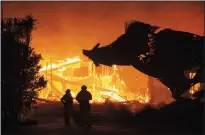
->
[2,15,47,130]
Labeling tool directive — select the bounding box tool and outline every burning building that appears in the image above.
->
[39,56,151,103]
[38,56,201,104]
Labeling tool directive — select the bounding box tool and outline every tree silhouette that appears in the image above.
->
[2,15,47,128]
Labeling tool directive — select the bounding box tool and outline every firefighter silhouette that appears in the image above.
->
[76,85,92,127]
[61,89,73,126]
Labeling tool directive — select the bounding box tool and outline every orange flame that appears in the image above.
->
[39,57,80,72]
[39,56,150,104]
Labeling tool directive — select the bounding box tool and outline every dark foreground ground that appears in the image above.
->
[3,101,137,135]
[2,97,204,135]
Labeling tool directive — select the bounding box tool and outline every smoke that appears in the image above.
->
[2,2,204,60]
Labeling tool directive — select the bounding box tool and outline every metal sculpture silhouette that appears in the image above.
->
[83,21,204,99]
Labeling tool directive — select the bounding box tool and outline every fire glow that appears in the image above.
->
[38,56,199,104]
[39,57,81,72]
[39,56,150,104]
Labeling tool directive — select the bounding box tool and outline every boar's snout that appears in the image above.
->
[82,49,91,57]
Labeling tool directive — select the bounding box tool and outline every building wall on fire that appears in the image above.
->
[148,76,173,104]
[118,66,149,93]
[117,67,174,103]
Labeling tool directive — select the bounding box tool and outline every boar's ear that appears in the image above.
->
[92,43,100,50]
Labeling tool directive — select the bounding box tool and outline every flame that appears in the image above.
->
[39,56,150,104]
[39,57,80,72]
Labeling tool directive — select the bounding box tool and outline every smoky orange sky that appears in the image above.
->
[2,2,204,60]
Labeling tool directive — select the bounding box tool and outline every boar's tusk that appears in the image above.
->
[92,43,100,50]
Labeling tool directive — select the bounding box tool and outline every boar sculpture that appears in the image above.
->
[83,21,204,99]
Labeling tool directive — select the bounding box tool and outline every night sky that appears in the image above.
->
[2,2,204,60]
